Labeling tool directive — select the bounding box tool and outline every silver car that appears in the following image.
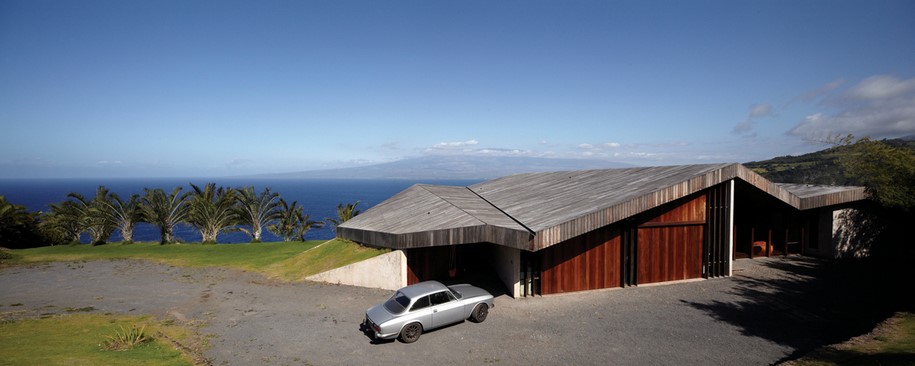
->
[363,280,494,343]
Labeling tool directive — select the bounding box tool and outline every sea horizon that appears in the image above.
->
[0,177,483,243]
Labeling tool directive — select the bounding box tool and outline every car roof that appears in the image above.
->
[398,280,448,299]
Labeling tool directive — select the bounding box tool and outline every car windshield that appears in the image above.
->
[383,292,410,314]
[446,286,463,299]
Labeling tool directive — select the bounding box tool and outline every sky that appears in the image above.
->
[1,0,914,178]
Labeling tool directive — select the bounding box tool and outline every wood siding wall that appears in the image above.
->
[705,182,731,278]
[539,226,621,294]
[637,226,704,284]
[406,246,453,285]
[637,194,706,284]
[529,164,746,250]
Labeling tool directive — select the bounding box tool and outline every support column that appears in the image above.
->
[727,179,735,276]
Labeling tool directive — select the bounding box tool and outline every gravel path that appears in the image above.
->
[0,257,871,365]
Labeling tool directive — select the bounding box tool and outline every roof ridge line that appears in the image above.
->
[465,186,536,237]
[415,184,488,226]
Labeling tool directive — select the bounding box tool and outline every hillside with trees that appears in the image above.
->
[748,136,915,263]
[744,137,915,186]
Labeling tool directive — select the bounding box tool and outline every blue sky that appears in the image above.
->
[1,0,913,178]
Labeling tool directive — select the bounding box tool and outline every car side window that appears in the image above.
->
[410,296,430,311]
[430,291,454,306]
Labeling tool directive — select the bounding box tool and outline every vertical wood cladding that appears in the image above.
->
[539,226,621,294]
[637,226,704,284]
[705,182,731,278]
[406,246,453,285]
[637,194,706,284]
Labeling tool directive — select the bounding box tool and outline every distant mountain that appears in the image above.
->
[253,156,634,180]
[744,137,915,185]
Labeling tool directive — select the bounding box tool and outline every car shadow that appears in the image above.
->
[358,319,468,345]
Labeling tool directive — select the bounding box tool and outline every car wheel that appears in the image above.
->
[399,322,422,343]
[470,303,489,323]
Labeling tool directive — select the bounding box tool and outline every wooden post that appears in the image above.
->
[732,225,737,260]
[750,227,755,259]
[801,227,805,255]
[767,229,772,257]
[785,227,788,257]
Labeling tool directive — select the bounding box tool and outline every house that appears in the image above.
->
[337,163,868,297]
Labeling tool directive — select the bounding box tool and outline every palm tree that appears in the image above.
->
[142,187,190,244]
[68,186,116,245]
[234,186,281,243]
[0,195,39,248]
[326,201,360,229]
[268,198,301,242]
[99,192,143,243]
[268,199,324,242]
[39,200,84,245]
[188,183,237,244]
[296,212,324,241]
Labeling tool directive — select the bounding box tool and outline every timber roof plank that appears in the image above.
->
[339,163,868,251]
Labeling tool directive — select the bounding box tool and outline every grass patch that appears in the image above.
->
[10,241,321,272]
[8,239,388,282]
[265,238,389,281]
[788,312,915,365]
[0,314,197,366]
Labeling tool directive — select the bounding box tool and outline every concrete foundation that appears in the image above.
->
[306,250,407,291]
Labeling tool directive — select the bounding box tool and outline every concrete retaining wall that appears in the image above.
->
[306,250,407,291]
[491,245,520,298]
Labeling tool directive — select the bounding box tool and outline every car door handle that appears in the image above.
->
[433,309,438,313]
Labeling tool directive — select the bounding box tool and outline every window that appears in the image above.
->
[410,296,430,311]
[430,291,455,306]
[383,292,410,314]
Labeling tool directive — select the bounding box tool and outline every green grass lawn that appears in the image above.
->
[0,314,197,366]
[3,238,387,282]
[790,312,915,365]
[0,238,388,365]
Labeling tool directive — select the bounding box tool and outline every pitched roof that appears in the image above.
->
[338,163,867,251]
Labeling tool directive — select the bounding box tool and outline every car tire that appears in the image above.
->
[399,322,422,343]
[470,303,489,323]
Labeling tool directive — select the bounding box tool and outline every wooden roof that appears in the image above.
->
[776,183,867,210]
[338,163,867,251]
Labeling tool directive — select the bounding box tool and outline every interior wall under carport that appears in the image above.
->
[405,243,519,297]
[732,181,805,259]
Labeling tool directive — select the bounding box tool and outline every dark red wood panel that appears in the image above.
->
[406,246,452,285]
[540,226,621,294]
[643,194,706,225]
[637,225,703,284]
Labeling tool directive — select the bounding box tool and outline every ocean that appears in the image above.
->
[0,178,482,243]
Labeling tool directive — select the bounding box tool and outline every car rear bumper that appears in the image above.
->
[363,316,398,340]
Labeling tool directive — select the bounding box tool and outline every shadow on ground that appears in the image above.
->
[684,256,914,363]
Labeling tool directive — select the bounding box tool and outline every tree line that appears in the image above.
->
[0,183,362,248]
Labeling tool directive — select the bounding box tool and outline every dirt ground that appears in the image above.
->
[0,257,895,365]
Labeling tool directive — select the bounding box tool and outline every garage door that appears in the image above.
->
[637,225,703,284]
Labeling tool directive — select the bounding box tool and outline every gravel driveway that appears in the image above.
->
[0,257,885,365]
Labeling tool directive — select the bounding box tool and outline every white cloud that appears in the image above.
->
[800,79,844,102]
[733,103,775,134]
[423,140,536,157]
[846,75,915,100]
[430,139,479,149]
[789,75,915,139]
[749,104,774,118]
[603,142,621,148]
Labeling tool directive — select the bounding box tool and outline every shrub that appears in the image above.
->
[101,324,149,351]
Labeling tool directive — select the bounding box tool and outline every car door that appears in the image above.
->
[407,295,434,328]
[429,290,464,328]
